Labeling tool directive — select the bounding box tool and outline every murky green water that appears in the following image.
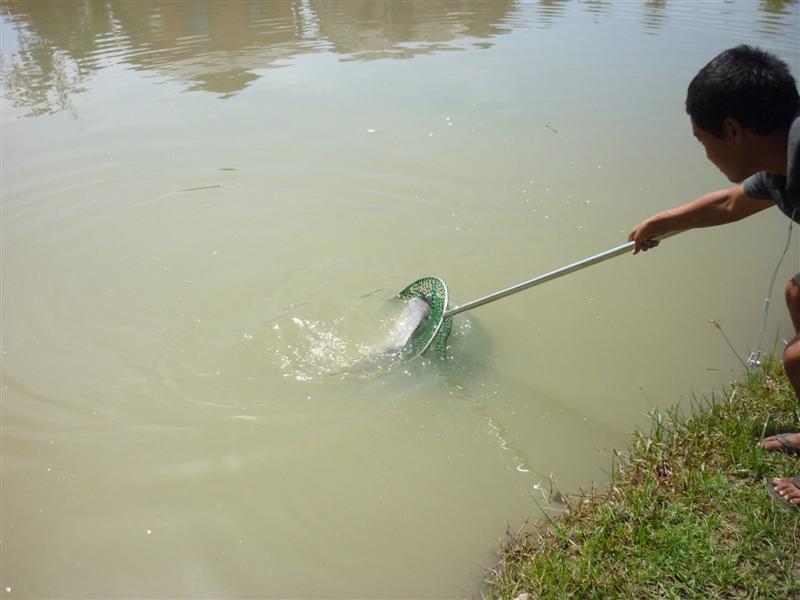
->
[2,1,799,597]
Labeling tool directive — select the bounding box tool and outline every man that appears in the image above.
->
[628,45,799,509]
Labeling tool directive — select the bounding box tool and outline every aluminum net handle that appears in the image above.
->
[443,232,679,318]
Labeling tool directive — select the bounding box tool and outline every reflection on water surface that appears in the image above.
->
[4,0,795,117]
[1,0,519,114]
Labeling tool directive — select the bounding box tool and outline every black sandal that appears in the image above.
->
[766,476,800,512]
[764,433,800,455]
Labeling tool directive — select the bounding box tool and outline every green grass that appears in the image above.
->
[486,358,800,599]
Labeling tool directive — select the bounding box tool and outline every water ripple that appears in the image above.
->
[3,0,797,118]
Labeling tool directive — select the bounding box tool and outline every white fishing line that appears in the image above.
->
[747,208,796,368]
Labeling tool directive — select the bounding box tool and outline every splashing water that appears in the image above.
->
[264,294,470,381]
[264,295,423,380]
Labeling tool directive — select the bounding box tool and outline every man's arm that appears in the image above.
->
[628,185,774,254]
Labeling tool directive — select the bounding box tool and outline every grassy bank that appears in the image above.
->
[487,358,799,599]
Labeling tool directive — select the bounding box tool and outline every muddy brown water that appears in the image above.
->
[2,0,799,597]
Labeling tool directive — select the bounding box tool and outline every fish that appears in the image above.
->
[384,296,432,354]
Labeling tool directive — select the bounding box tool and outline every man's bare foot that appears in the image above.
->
[762,432,800,454]
[770,476,800,507]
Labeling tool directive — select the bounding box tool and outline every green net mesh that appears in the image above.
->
[397,276,452,357]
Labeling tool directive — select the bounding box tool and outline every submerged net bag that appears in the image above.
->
[397,276,452,357]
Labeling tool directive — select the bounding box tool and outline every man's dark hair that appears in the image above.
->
[686,45,799,138]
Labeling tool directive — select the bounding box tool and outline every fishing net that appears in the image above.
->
[397,276,452,357]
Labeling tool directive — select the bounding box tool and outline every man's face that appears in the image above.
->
[691,118,750,183]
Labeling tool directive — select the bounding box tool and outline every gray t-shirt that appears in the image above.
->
[743,113,800,222]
